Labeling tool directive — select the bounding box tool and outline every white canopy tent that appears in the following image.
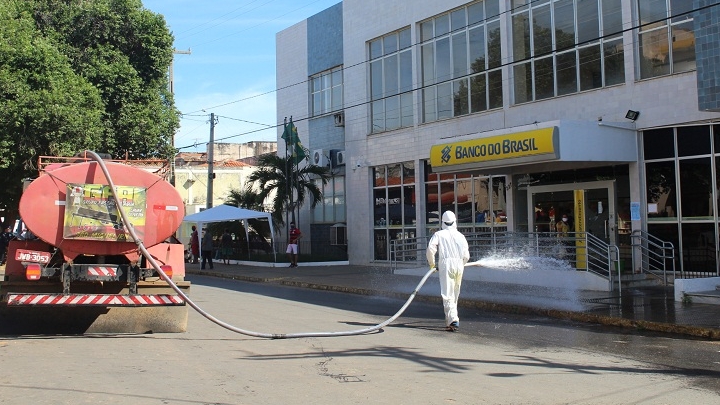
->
[183,205,277,262]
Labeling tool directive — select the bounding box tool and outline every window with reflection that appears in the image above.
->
[645,161,677,220]
[510,0,625,104]
[369,28,413,133]
[638,0,696,79]
[682,223,717,273]
[421,0,503,122]
[373,163,417,261]
[313,176,345,223]
[310,67,343,117]
[425,162,508,233]
[679,158,713,220]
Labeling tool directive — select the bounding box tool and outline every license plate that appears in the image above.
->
[15,249,51,264]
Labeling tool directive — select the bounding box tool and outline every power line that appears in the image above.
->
[176,1,716,149]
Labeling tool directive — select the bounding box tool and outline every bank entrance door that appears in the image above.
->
[527,180,617,247]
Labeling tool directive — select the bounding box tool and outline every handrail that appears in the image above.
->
[389,231,618,288]
[630,230,675,285]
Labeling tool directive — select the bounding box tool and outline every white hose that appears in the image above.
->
[86,151,438,339]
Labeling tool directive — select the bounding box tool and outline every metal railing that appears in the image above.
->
[390,231,620,289]
[390,236,429,270]
[630,230,675,285]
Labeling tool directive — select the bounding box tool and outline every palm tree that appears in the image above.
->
[244,153,330,229]
[225,188,265,211]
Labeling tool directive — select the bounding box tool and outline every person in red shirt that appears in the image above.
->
[286,222,302,268]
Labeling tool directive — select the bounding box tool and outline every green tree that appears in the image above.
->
[244,154,331,229]
[226,188,265,212]
[0,0,178,223]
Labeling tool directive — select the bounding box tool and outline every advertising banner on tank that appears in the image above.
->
[63,183,146,241]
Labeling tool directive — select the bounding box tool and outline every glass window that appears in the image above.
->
[512,0,625,103]
[555,0,576,50]
[468,3,484,25]
[422,2,503,123]
[451,8,466,31]
[469,27,486,72]
[310,67,343,116]
[512,11,531,61]
[646,160,677,220]
[677,126,711,157]
[579,45,602,91]
[314,176,345,223]
[370,28,413,133]
[681,223,717,272]
[602,0,623,36]
[436,37,451,82]
[452,32,468,79]
[679,158,713,219]
[557,50,578,95]
[437,82,453,119]
[643,128,675,159]
[672,21,696,73]
[576,0,600,44]
[514,62,533,104]
[470,74,488,112]
[485,0,500,19]
[638,0,695,79]
[533,4,552,55]
[436,14,450,36]
[488,70,503,109]
[453,78,470,116]
[374,163,416,261]
[535,56,555,100]
[603,39,625,86]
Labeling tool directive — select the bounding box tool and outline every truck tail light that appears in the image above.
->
[159,265,173,279]
[26,263,42,281]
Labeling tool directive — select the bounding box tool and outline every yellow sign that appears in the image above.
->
[574,189,587,269]
[429,127,558,169]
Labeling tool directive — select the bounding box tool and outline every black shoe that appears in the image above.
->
[447,321,459,332]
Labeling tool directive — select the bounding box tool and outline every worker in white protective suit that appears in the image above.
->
[426,211,470,332]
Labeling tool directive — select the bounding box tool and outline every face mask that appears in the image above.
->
[562,218,568,222]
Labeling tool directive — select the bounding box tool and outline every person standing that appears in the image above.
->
[286,222,302,268]
[0,225,15,265]
[220,229,233,265]
[555,214,570,236]
[426,211,470,332]
[200,229,214,270]
[190,225,200,264]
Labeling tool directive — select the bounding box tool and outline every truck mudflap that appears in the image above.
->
[6,293,185,306]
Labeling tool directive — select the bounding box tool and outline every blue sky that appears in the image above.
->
[142,0,340,152]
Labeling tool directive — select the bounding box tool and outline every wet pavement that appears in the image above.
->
[187,261,720,340]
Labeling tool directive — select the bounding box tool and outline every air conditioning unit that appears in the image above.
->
[333,112,345,127]
[312,149,328,167]
[331,150,346,167]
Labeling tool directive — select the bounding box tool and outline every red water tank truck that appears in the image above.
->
[0,152,190,334]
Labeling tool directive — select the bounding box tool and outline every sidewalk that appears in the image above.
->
[187,261,720,340]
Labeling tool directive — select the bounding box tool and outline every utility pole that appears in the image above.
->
[170,48,191,94]
[206,113,217,209]
[169,48,191,186]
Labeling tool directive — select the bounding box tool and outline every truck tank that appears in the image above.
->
[0,154,190,334]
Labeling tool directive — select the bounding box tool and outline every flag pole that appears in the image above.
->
[283,117,289,244]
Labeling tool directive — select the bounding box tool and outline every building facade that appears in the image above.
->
[276,0,720,275]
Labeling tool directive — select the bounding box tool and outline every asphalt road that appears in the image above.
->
[0,274,719,404]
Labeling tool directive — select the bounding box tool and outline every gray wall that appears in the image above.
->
[695,0,720,112]
[307,2,343,75]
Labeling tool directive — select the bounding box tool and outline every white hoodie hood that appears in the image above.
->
[441,211,457,230]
